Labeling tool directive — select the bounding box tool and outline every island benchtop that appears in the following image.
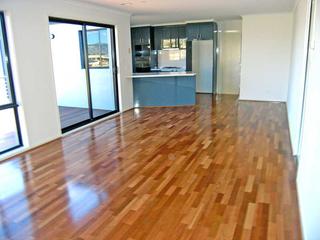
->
[129,72,196,79]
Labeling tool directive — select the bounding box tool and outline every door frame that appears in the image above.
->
[297,0,316,159]
[48,17,120,133]
[0,12,23,155]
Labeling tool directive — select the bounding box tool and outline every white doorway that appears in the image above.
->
[192,40,213,93]
[217,20,242,95]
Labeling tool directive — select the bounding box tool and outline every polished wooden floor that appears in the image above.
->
[0,94,301,240]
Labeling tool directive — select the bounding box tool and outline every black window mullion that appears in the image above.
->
[110,27,120,112]
[0,103,18,110]
[82,24,94,120]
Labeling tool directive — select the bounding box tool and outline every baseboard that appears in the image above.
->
[238,98,286,103]
[296,180,306,240]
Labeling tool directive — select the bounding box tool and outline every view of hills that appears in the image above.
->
[88,43,108,55]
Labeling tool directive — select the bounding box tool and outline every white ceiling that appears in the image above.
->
[78,0,296,25]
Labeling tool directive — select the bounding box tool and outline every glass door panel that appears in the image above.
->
[49,21,91,130]
[0,12,22,155]
[0,69,12,106]
[86,26,117,118]
[0,109,20,153]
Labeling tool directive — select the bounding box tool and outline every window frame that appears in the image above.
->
[0,11,23,155]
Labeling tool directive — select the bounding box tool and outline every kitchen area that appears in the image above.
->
[130,21,218,107]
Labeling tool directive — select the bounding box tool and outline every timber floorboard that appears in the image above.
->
[0,94,301,240]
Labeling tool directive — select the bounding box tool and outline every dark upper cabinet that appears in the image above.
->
[178,26,186,39]
[170,26,179,48]
[131,27,151,45]
[186,22,213,41]
[154,27,163,50]
[186,24,199,41]
[153,25,186,50]
[178,26,187,49]
[131,22,213,50]
[131,28,138,45]
[199,22,213,40]
[162,26,172,49]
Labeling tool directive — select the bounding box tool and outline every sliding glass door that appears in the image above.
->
[86,26,118,118]
[49,18,119,132]
[0,13,23,155]
[50,21,90,130]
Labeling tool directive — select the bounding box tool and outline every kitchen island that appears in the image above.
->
[130,72,196,107]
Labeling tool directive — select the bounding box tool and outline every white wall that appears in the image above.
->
[217,20,242,95]
[287,0,311,155]
[0,0,133,149]
[240,13,293,102]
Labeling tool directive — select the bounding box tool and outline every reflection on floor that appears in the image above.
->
[59,106,111,129]
[0,95,301,239]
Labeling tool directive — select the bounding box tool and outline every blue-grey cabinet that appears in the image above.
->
[153,25,186,50]
[178,26,186,39]
[131,27,151,45]
[199,22,213,40]
[154,27,163,50]
[186,22,213,41]
[186,24,199,41]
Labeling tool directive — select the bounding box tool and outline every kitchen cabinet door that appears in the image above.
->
[170,26,179,48]
[186,23,199,41]
[131,27,151,45]
[161,27,172,49]
[136,28,144,44]
[186,41,192,71]
[154,27,163,50]
[140,27,151,44]
[199,22,213,40]
[131,28,140,45]
[178,26,187,49]
[178,26,186,39]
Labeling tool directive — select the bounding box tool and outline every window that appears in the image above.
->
[49,18,119,133]
[79,29,110,69]
[87,29,109,68]
[161,37,186,49]
[0,12,23,155]
[179,38,187,49]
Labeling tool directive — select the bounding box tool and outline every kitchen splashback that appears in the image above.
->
[158,49,186,70]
